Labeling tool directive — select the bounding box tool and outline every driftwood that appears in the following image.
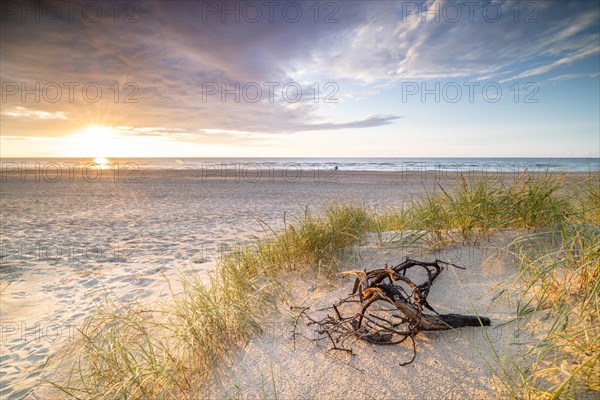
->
[304,258,491,365]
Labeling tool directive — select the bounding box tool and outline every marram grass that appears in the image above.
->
[47,173,599,399]
[47,204,370,398]
[503,213,599,398]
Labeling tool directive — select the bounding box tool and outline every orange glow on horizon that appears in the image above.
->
[65,125,118,158]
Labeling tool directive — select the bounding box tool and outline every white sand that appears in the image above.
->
[1,169,438,398]
[203,234,522,399]
[1,170,588,399]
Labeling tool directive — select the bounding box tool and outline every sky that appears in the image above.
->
[0,0,599,158]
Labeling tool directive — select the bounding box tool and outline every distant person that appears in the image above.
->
[334,165,338,170]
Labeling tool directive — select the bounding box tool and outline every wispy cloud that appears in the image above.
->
[547,72,600,81]
[294,115,402,132]
[510,45,600,81]
[2,106,67,120]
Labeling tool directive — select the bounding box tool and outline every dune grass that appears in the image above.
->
[47,172,598,399]
[506,222,599,398]
[370,172,598,398]
[47,204,370,398]
[372,172,572,242]
[375,173,598,398]
[498,179,599,399]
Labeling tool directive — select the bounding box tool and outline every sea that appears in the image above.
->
[1,157,599,173]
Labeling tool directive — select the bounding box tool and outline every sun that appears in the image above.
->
[67,125,118,159]
[92,157,112,168]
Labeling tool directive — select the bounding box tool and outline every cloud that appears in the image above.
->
[547,72,600,82]
[2,106,67,120]
[294,114,402,132]
[0,135,35,141]
[509,44,600,81]
[315,1,599,81]
[0,0,598,143]
[115,126,187,136]
[107,114,402,145]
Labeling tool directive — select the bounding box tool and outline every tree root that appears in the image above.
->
[303,258,491,365]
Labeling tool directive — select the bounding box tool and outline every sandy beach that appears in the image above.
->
[0,169,595,399]
[3,1,598,397]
